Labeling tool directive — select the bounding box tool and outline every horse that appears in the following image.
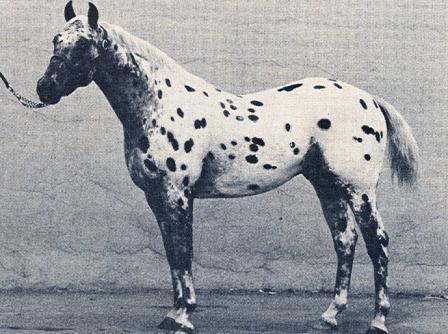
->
[36,2,418,334]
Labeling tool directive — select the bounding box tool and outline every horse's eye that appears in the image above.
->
[102,39,110,49]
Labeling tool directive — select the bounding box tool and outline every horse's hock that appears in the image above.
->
[0,0,446,300]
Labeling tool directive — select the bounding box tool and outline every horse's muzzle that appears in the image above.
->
[36,77,61,104]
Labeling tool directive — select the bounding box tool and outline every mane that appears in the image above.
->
[100,21,184,73]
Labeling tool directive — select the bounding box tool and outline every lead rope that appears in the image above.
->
[0,71,48,109]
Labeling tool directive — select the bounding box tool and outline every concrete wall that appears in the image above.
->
[0,0,446,294]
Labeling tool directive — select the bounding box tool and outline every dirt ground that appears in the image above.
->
[0,290,445,334]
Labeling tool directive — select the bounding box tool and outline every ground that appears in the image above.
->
[0,290,445,333]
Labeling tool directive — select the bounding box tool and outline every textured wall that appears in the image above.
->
[0,0,446,294]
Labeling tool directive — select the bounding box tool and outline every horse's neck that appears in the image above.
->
[93,22,185,132]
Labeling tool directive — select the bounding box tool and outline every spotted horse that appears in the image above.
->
[35,2,418,334]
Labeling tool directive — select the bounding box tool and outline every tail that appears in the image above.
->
[375,96,419,186]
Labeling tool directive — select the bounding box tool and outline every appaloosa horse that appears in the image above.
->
[36,2,418,333]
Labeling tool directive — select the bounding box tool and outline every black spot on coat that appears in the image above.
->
[285,123,291,131]
[236,116,244,121]
[248,108,256,113]
[183,176,190,187]
[317,119,331,130]
[245,155,258,164]
[250,100,264,107]
[223,110,230,117]
[334,83,343,89]
[167,132,179,151]
[158,90,163,99]
[278,83,303,92]
[248,115,259,122]
[165,78,171,87]
[166,158,176,171]
[184,139,194,153]
[185,85,195,92]
[361,125,381,143]
[194,118,207,129]
[177,108,184,118]
[364,154,371,161]
[247,184,260,190]
[252,137,265,146]
[360,99,367,110]
[263,164,276,170]
[249,144,258,152]
[314,85,326,89]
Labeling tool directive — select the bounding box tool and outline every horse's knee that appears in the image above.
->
[334,226,358,257]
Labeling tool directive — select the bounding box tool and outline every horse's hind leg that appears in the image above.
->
[349,191,390,334]
[303,171,358,329]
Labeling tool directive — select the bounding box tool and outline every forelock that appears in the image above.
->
[64,16,89,33]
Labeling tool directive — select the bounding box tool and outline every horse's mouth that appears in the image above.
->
[38,93,62,105]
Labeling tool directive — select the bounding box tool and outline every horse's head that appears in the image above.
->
[37,2,103,104]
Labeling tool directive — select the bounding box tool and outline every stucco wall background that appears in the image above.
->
[0,1,446,294]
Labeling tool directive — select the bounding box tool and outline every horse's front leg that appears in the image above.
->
[145,188,196,334]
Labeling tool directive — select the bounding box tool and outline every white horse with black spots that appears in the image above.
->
[36,2,418,334]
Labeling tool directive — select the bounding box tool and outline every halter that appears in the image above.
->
[0,26,109,109]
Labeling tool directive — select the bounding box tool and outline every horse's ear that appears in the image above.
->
[88,2,99,28]
[64,1,76,22]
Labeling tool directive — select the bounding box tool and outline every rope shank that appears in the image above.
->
[0,71,48,109]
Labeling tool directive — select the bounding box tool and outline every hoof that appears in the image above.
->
[157,317,194,334]
[174,327,194,334]
[158,317,178,330]
[366,327,388,334]
[311,319,338,331]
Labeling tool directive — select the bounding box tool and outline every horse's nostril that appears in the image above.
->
[37,78,56,95]
[36,77,59,104]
